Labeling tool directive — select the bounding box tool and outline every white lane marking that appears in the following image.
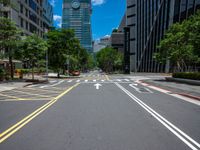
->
[115,83,200,150]
[49,80,57,83]
[144,87,153,93]
[68,80,73,83]
[129,84,141,93]
[40,80,65,88]
[94,83,102,90]
[136,80,200,106]
[76,80,80,82]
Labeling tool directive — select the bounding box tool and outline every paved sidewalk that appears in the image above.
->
[0,81,29,92]
[142,79,200,98]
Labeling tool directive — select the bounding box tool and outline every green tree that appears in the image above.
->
[47,29,81,77]
[0,17,21,79]
[154,11,200,72]
[96,47,123,73]
[18,34,47,80]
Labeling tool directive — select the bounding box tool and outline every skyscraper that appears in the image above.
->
[125,0,200,73]
[62,0,93,53]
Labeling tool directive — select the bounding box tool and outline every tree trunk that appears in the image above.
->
[57,70,60,78]
[9,55,14,79]
[31,62,34,80]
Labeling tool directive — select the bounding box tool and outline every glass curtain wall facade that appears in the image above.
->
[62,0,93,53]
[0,0,53,37]
[128,0,200,72]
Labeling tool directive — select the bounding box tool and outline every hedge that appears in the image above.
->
[172,72,200,80]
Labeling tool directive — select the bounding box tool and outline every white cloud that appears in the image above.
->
[92,0,106,6]
[50,0,56,7]
[53,15,62,28]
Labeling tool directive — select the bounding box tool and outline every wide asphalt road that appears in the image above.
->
[0,72,199,150]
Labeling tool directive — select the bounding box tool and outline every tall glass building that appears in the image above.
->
[126,0,200,72]
[62,0,93,53]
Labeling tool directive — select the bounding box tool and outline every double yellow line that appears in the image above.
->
[0,83,79,143]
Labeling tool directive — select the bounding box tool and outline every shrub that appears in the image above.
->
[172,72,200,80]
[0,68,6,81]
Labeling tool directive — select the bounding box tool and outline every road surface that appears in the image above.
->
[0,72,199,150]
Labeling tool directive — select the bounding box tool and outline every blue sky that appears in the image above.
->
[49,0,126,40]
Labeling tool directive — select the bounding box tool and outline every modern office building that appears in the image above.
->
[0,0,53,37]
[62,0,93,53]
[126,0,200,73]
[111,14,126,53]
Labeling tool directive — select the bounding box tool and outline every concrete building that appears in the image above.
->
[126,0,200,73]
[0,0,53,37]
[111,14,126,53]
[62,0,93,53]
[93,35,111,53]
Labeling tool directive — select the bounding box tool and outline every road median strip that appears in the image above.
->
[0,83,79,143]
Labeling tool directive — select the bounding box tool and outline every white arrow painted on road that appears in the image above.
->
[129,84,141,93]
[94,83,102,90]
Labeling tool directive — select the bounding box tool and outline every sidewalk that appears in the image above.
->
[0,80,29,92]
[142,78,200,100]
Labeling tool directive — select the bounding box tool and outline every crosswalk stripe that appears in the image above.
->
[76,80,80,82]
[85,80,88,82]
[93,80,96,82]
[101,80,104,82]
[124,79,130,81]
[117,79,121,82]
[68,80,72,83]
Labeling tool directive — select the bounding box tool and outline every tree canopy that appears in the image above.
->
[154,11,200,72]
[18,34,48,79]
[96,47,123,73]
[47,28,94,77]
[0,17,21,79]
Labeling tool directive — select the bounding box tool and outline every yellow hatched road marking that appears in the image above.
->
[105,75,109,80]
[0,93,26,100]
[11,90,54,98]
[0,99,50,102]
[26,88,61,94]
[0,83,79,143]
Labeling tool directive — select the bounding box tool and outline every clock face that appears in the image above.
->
[71,0,80,9]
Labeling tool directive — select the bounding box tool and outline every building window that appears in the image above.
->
[29,0,37,12]
[26,9,28,17]
[29,23,37,33]
[21,18,24,27]
[20,4,23,14]
[26,21,28,30]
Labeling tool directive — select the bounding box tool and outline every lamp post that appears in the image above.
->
[44,29,48,81]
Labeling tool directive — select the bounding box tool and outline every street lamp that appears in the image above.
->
[44,29,48,81]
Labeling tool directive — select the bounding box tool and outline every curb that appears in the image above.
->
[139,80,200,101]
[166,77,200,86]
[23,80,49,87]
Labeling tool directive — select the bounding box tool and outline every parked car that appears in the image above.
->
[69,70,80,76]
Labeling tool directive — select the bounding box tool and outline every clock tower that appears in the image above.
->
[62,0,93,53]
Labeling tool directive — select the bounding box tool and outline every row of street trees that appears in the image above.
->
[154,11,200,72]
[96,47,123,73]
[0,17,95,80]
